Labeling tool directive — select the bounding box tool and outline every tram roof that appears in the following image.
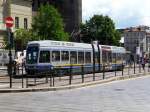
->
[28,40,93,49]
[28,40,126,52]
[111,46,126,53]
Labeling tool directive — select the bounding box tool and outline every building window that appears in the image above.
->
[15,17,19,28]
[24,18,28,29]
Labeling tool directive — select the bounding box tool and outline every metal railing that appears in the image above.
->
[0,62,149,89]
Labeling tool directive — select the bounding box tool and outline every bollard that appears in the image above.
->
[59,66,62,81]
[144,66,146,75]
[139,63,141,73]
[103,65,105,79]
[22,63,24,88]
[69,65,72,85]
[26,75,28,88]
[115,55,117,77]
[134,60,135,74]
[93,65,95,81]
[115,64,117,77]
[34,72,36,86]
[22,73,24,88]
[122,63,124,76]
[13,61,16,76]
[22,63,24,75]
[45,72,48,83]
[53,69,55,86]
[128,64,130,75]
[81,65,84,83]
[50,70,52,87]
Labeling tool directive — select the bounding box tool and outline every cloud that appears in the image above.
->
[82,0,150,28]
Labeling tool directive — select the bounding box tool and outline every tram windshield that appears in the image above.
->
[26,46,39,64]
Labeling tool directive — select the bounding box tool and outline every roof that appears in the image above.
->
[111,46,126,53]
[28,40,126,53]
[28,40,93,50]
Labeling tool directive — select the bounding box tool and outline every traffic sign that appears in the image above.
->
[5,17,14,28]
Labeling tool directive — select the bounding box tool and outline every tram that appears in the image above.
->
[25,40,126,75]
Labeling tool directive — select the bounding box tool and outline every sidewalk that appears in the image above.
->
[0,66,149,93]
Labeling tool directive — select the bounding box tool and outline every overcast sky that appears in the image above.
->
[82,0,150,28]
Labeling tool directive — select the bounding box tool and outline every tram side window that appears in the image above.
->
[95,52,99,63]
[52,51,60,62]
[61,51,69,61]
[112,53,116,63]
[85,52,91,64]
[70,51,77,64]
[108,51,112,63]
[116,53,122,62]
[102,51,107,63]
[78,52,84,64]
[39,51,50,63]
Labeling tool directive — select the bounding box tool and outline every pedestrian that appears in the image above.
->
[148,59,150,72]
[141,57,145,70]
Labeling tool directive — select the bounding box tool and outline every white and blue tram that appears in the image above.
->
[25,40,126,75]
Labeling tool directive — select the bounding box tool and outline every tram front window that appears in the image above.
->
[26,46,39,64]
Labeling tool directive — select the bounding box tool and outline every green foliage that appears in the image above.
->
[3,29,38,49]
[32,4,69,41]
[4,4,69,50]
[14,29,39,48]
[80,15,121,45]
[14,29,36,46]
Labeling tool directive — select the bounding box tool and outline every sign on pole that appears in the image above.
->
[5,16,14,88]
[5,17,14,28]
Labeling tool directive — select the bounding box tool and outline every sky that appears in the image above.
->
[82,0,150,28]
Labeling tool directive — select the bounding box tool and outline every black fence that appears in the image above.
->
[3,62,150,89]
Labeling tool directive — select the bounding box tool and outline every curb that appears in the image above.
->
[0,73,149,93]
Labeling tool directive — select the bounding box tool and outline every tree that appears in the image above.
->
[80,15,121,45]
[4,28,38,50]
[14,29,38,50]
[32,4,69,41]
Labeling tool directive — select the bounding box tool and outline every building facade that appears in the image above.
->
[0,0,82,48]
[11,0,32,30]
[123,26,150,57]
[0,0,32,48]
[32,0,82,34]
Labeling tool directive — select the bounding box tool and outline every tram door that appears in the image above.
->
[91,44,101,72]
[101,46,112,71]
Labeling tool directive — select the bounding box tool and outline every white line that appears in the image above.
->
[0,84,9,87]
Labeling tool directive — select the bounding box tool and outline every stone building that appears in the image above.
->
[32,0,82,34]
[123,26,150,57]
[0,0,82,48]
[0,0,32,48]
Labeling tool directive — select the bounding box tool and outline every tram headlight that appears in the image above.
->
[51,66,54,70]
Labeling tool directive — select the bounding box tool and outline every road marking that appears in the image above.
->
[0,84,9,87]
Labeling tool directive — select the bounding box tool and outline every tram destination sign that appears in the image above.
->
[50,41,74,47]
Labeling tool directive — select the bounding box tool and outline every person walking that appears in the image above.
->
[141,57,146,70]
[148,58,150,72]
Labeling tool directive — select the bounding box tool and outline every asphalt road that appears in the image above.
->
[0,76,150,112]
